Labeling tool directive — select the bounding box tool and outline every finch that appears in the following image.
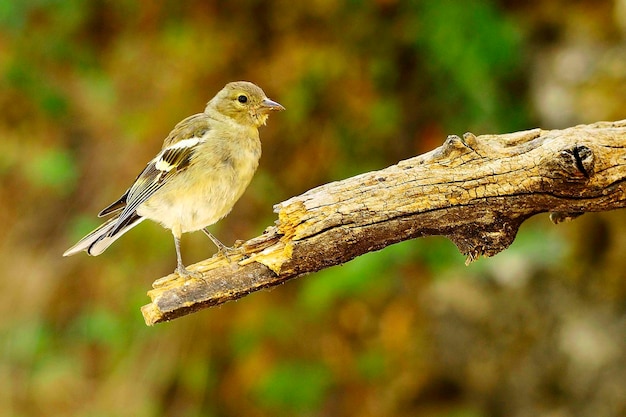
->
[64,81,284,277]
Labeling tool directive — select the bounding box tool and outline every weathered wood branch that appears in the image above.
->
[141,120,626,325]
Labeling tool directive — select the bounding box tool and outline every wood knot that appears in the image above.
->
[543,144,595,182]
[462,132,478,148]
[444,134,467,150]
[433,134,475,160]
[559,145,594,178]
[447,217,522,265]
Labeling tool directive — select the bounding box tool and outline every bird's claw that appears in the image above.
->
[215,244,244,263]
[175,265,204,281]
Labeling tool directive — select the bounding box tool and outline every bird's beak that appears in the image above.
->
[260,98,285,112]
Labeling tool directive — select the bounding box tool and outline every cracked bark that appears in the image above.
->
[141,120,626,325]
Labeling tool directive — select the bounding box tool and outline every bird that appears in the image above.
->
[63,81,284,277]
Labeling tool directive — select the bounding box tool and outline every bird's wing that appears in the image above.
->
[104,114,213,235]
[98,191,128,217]
[109,139,200,233]
[97,113,209,217]
[163,113,213,148]
[63,212,146,256]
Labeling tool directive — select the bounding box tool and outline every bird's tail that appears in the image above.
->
[63,213,145,257]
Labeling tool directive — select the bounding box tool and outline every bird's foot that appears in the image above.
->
[202,228,245,264]
[213,241,246,264]
[175,265,203,280]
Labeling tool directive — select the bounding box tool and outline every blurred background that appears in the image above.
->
[1,1,626,416]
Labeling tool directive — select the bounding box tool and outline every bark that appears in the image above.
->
[141,120,626,325]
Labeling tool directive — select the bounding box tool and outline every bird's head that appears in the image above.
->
[208,81,284,127]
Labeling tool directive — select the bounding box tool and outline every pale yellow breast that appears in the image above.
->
[137,125,261,233]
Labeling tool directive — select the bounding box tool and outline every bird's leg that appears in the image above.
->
[172,231,201,278]
[202,228,237,262]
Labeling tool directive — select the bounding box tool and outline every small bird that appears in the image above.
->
[64,81,284,277]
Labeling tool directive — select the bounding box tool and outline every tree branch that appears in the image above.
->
[141,120,626,325]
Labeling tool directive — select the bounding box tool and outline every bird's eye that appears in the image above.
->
[237,95,248,103]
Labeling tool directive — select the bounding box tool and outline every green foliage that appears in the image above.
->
[412,236,462,276]
[414,0,525,130]
[254,361,332,414]
[298,240,418,314]
[25,148,78,194]
[229,306,298,358]
[68,308,128,347]
[4,60,70,118]
[356,348,388,381]
[4,321,54,365]
[0,1,36,32]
